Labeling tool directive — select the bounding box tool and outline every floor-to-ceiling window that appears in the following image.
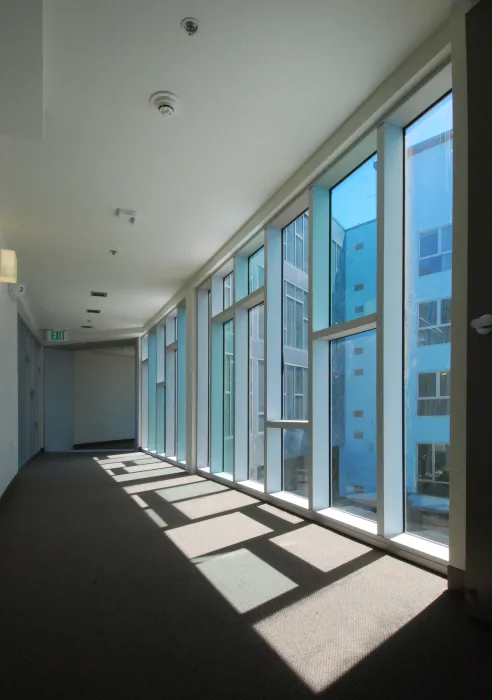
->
[140,66,454,567]
[156,324,165,455]
[223,319,234,475]
[249,303,264,483]
[329,155,378,521]
[282,212,309,498]
[141,335,149,450]
[404,93,453,545]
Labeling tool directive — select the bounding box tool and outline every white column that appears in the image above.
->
[376,121,404,537]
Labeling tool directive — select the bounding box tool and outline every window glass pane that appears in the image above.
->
[283,212,309,420]
[440,371,450,396]
[441,298,451,325]
[441,225,453,252]
[418,373,437,398]
[148,331,157,452]
[223,320,234,474]
[419,301,437,328]
[405,93,453,546]
[249,304,264,483]
[331,155,377,325]
[419,256,441,276]
[223,273,233,310]
[156,383,165,455]
[420,230,438,257]
[331,329,377,521]
[282,429,308,498]
[249,248,265,293]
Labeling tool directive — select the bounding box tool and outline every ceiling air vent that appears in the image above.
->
[90,291,107,298]
[86,309,101,314]
[81,325,93,329]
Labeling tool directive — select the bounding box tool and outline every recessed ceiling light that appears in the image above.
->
[81,324,93,329]
[86,309,101,314]
[90,291,107,298]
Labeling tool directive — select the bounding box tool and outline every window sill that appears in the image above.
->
[212,471,234,482]
[317,507,378,535]
[271,491,309,509]
[237,479,265,494]
[391,533,449,562]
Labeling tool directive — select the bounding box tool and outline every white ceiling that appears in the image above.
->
[0,0,453,337]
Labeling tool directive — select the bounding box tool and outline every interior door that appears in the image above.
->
[464,0,492,624]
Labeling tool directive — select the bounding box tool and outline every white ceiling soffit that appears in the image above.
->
[0,0,453,342]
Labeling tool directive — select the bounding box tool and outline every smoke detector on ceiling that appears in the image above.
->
[180,17,199,36]
[150,91,181,117]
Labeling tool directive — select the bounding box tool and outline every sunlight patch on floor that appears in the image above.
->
[143,508,167,529]
[165,512,272,559]
[257,503,304,524]
[254,554,446,692]
[156,480,228,504]
[123,475,201,495]
[123,462,168,473]
[270,523,371,572]
[113,467,182,483]
[196,548,297,613]
[173,490,258,520]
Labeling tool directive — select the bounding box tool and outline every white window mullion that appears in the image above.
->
[310,185,331,510]
[376,121,404,538]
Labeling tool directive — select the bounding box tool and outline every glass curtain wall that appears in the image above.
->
[249,304,264,482]
[140,77,454,564]
[156,325,165,455]
[223,319,234,475]
[282,212,309,497]
[404,94,453,545]
[141,335,148,449]
[330,155,378,521]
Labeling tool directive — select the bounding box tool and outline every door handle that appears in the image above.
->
[471,314,492,335]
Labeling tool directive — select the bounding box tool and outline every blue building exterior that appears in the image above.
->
[332,130,452,540]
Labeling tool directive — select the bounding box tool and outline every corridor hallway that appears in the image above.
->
[0,452,491,700]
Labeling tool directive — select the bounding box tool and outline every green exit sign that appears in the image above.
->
[50,330,66,342]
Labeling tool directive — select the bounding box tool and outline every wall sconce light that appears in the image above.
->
[0,249,17,283]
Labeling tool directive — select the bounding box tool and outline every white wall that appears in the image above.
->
[44,349,74,451]
[0,240,19,498]
[73,349,136,445]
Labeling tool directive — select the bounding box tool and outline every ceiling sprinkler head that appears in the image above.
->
[158,103,175,116]
[181,17,199,36]
[150,91,181,117]
[109,249,118,256]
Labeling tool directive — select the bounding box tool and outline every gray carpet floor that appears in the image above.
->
[0,452,491,699]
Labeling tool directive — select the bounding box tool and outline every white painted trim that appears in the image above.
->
[266,420,308,430]
[236,287,265,311]
[312,314,377,342]
[271,491,309,509]
[237,479,265,494]
[391,533,449,563]
[211,306,234,325]
[318,507,378,535]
